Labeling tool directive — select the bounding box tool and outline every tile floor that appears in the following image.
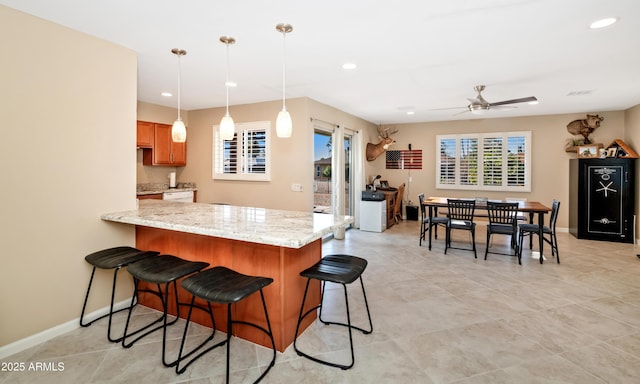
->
[3,221,640,383]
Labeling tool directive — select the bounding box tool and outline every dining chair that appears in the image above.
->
[445,199,477,258]
[418,193,448,247]
[485,201,519,260]
[505,197,528,222]
[518,199,561,264]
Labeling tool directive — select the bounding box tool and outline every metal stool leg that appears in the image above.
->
[294,275,373,370]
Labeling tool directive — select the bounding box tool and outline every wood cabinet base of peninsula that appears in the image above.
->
[135,226,321,352]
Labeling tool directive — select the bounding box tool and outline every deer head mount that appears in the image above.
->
[366,126,398,161]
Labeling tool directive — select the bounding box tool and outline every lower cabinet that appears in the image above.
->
[381,190,397,228]
[137,193,162,200]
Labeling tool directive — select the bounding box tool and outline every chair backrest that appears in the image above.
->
[447,199,475,221]
[549,199,560,231]
[394,183,406,217]
[418,193,426,219]
[487,201,519,225]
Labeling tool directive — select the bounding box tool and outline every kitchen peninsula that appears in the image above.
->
[101,200,353,352]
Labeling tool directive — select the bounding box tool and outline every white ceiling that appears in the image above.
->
[3,0,640,124]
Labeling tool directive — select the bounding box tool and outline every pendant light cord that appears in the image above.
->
[282,29,287,110]
[177,53,182,120]
[225,41,230,115]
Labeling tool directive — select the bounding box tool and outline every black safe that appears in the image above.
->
[569,158,635,243]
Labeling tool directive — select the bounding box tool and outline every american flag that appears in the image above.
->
[386,150,422,169]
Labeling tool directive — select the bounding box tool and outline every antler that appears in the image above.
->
[377,126,398,139]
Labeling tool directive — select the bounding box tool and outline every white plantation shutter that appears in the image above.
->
[213,121,271,181]
[436,131,530,192]
[507,136,526,187]
[459,137,478,186]
[439,138,456,185]
[482,136,503,187]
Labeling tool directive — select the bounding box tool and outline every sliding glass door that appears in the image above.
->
[313,129,353,216]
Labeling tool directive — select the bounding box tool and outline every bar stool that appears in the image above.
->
[121,254,209,367]
[175,266,276,383]
[293,254,373,370]
[80,246,159,342]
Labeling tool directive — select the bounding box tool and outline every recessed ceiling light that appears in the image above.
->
[342,62,357,70]
[528,100,539,105]
[161,92,172,97]
[590,17,618,29]
[406,111,415,115]
[225,81,237,87]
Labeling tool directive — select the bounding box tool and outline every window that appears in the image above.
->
[436,131,531,192]
[213,121,271,181]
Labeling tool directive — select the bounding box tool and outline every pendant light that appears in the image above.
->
[171,48,187,143]
[219,36,236,141]
[275,23,293,138]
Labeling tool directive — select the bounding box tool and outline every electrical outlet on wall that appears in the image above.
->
[291,183,303,192]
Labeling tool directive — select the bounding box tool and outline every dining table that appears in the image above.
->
[422,197,552,263]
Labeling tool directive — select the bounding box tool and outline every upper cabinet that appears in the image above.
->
[139,120,187,166]
[136,120,154,148]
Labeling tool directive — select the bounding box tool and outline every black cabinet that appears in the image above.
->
[569,158,635,243]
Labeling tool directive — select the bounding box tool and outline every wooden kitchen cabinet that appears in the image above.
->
[381,190,397,228]
[137,193,163,200]
[140,121,187,166]
[136,120,154,148]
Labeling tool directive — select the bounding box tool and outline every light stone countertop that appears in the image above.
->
[101,200,354,248]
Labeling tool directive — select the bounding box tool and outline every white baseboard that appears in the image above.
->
[0,299,131,360]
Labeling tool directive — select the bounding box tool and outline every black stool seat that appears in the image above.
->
[84,246,155,269]
[294,254,373,370]
[122,254,209,368]
[300,254,367,285]
[176,266,277,383]
[80,246,159,342]
[182,266,273,303]
[127,255,209,284]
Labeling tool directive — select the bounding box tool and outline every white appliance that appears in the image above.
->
[162,190,194,203]
[360,200,386,232]
[168,172,177,188]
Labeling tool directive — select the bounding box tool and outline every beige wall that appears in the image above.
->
[366,111,627,229]
[161,97,375,211]
[1,6,137,347]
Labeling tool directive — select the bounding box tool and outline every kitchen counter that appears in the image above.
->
[100,200,353,351]
[102,200,352,248]
[136,182,197,196]
[136,187,197,196]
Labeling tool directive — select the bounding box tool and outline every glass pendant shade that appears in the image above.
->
[276,107,292,138]
[172,118,187,142]
[220,113,235,140]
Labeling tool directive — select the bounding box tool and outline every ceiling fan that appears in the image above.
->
[440,85,538,115]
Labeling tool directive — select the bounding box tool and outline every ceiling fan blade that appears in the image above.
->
[453,108,470,116]
[429,106,467,111]
[490,96,537,106]
[490,105,517,111]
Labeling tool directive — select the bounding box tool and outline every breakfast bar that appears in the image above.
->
[101,200,353,352]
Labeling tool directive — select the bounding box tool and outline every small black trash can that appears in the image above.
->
[406,205,419,221]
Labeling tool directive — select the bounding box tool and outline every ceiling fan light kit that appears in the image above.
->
[453,85,538,115]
